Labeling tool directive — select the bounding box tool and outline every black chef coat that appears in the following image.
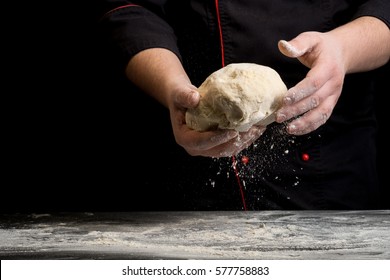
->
[99,0,390,210]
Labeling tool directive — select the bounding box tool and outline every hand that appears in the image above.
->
[167,83,266,158]
[276,31,346,135]
[127,48,266,157]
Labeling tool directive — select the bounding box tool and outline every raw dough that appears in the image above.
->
[186,63,287,132]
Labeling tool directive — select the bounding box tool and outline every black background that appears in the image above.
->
[3,2,388,212]
[4,2,242,212]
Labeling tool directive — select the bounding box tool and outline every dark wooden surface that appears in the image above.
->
[1,210,389,260]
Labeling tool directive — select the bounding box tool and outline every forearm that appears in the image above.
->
[330,16,390,73]
[125,48,191,107]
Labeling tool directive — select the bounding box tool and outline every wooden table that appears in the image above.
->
[1,211,389,259]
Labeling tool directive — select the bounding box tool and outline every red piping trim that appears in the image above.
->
[214,0,225,67]
[215,0,247,211]
[102,4,141,19]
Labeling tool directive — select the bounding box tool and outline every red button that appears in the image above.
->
[241,156,249,165]
[301,153,310,161]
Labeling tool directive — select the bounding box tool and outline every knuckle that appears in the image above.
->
[311,95,320,108]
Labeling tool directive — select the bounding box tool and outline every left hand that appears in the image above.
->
[275,31,346,135]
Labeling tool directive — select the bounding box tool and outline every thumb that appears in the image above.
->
[278,39,307,58]
[175,87,200,108]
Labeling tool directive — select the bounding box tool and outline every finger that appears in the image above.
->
[210,136,253,158]
[237,126,266,144]
[276,64,333,123]
[276,92,320,123]
[285,106,329,135]
[186,129,238,152]
[186,134,237,158]
[196,125,264,152]
[278,71,339,133]
[231,126,266,154]
[186,127,265,158]
[275,77,319,123]
[285,80,318,105]
[285,93,338,135]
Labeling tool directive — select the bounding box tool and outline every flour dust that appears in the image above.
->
[203,122,317,209]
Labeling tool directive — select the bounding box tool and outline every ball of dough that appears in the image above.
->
[185,63,287,132]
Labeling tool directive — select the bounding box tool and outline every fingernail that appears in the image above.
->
[277,113,287,122]
[284,96,292,105]
[280,40,304,57]
[228,131,239,138]
[288,124,297,133]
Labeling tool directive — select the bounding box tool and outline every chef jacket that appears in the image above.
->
[99,0,390,209]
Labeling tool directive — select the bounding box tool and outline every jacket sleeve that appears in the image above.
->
[99,0,181,71]
[354,0,390,28]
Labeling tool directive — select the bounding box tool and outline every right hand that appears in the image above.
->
[126,48,265,157]
[167,83,266,158]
